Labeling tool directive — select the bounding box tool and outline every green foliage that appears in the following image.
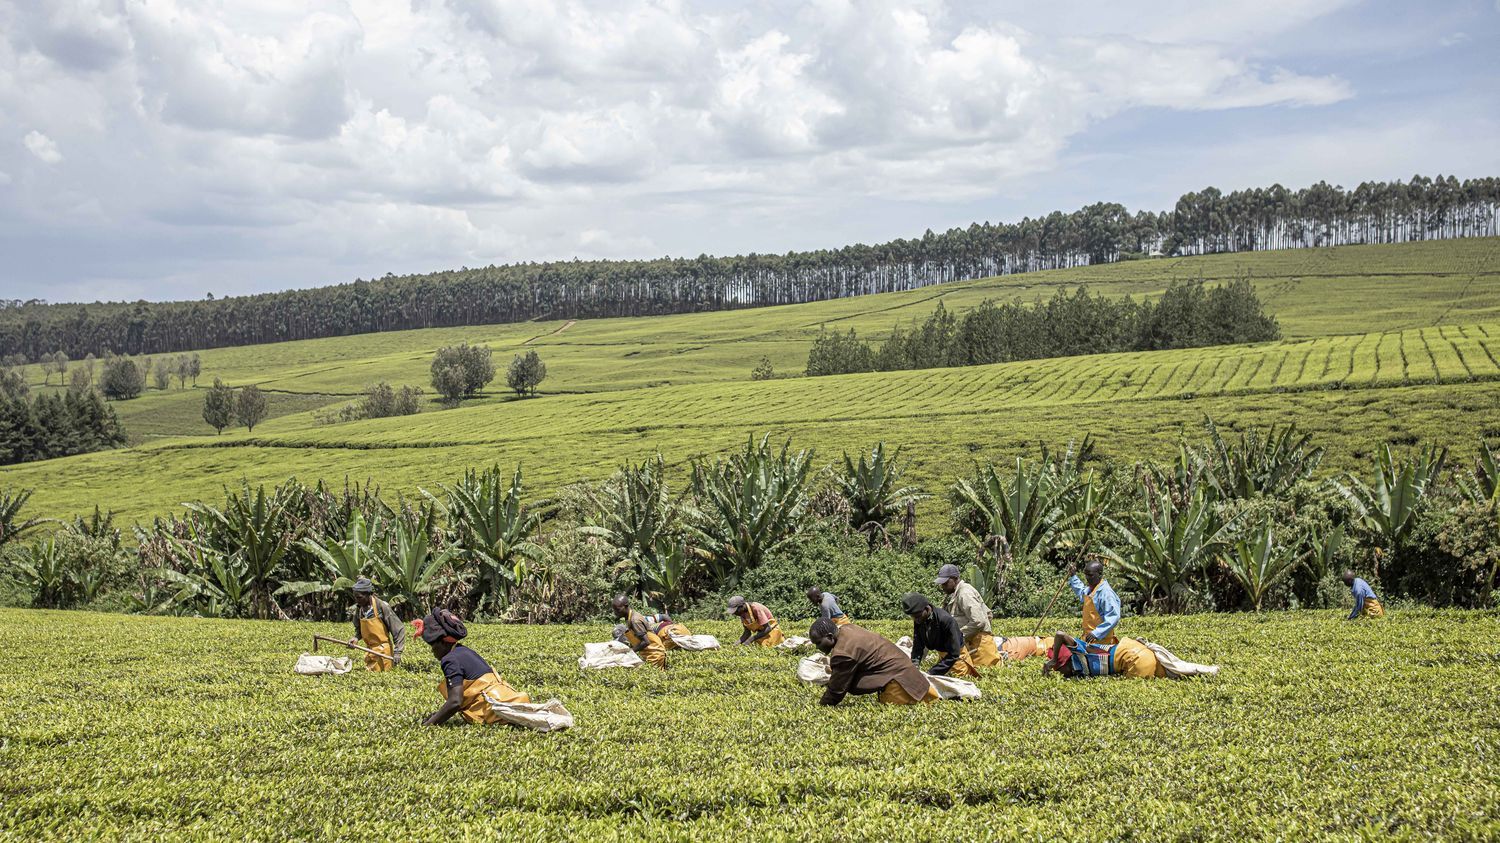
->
[235,383,268,432]
[1336,443,1448,559]
[431,342,495,404]
[371,504,457,618]
[278,511,380,600]
[440,465,543,614]
[98,354,145,400]
[0,488,43,550]
[184,483,295,619]
[751,356,775,381]
[1200,418,1325,499]
[1108,482,1242,614]
[1219,519,1304,611]
[835,442,927,538]
[686,435,812,585]
[201,378,234,433]
[581,456,685,602]
[506,349,547,397]
[1458,440,1500,509]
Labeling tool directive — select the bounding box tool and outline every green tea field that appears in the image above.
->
[5,239,1500,527]
[1,608,1496,840]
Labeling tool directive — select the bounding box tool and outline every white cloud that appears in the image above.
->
[23,130,62,163]
[0,0,1489,302]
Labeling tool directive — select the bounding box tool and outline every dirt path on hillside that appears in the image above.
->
[523,320,576,345]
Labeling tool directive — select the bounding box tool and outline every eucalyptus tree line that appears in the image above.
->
[2,174,1495,361]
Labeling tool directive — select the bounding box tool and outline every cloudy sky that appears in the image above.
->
[1,0,1497,304]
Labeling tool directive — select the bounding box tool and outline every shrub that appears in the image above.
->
[430,343,495,404]
[99,354,145,400]
[506,350,547,397]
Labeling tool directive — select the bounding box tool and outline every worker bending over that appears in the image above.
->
[418,608,529,726]
[612,595,668,668]
[998,635,1054,663]
[348,577,404,671]
[934,564,1000,667]
[809,619,937,706]
[1041,631,1209,680]
[644,610,693,649]
[806,586,850,626]
[901,592,979,678]
[1068,560,1121,644]
[728,595,785,647]
[1343,570,1385,619]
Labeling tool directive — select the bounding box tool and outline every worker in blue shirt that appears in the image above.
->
[1343,570,1386,619]
[1067,560,1121,644]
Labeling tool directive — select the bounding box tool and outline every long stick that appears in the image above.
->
[313,633,395,661]
[1031,575,1071,638]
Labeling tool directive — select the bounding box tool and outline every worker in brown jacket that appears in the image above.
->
[808,618,938,706]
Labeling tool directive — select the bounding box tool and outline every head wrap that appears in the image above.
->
[352,577,374,594]
[419,607,468,644]
[900,592,931,616]
[809,618,839,640]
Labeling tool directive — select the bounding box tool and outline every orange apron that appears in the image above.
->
[358,608,394,672]
[741,605,786,647]
[625,613,669,668]
[658,622,692,650]
[1082,587,1119,645]
[437,672,530,725]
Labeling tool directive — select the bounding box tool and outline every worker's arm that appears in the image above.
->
[1087,589,1120,642]
[927,618,964,676]
[384,603,406,664]
[955,587,985,638]
[909,620,927,667]
[820,655,854,706]
[1068,574,1089,602]
[737,626,752,644]
[626,616,651,652]
[349,612,361,647]
[424,679,465,726]
[1347,588,1364,621]
[746,621,775,644]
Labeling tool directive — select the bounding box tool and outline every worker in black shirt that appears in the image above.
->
[900,592,979,678]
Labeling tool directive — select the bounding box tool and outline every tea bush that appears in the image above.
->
[0,608,1496,840]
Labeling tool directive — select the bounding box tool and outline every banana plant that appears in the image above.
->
[1457,440,1499,510]
[276,511,380,600]
[13,537,71,608]
[185,483,294,619]
[686,434,813,586]
[636,538,700,611]
[950,456,1087,562]
[371,504,459,617]
[438,466,543,614]
[1220,518,1304,611]
[1201,418,1325,500]
[0,488,45,551]
[1335,443,1447,560]
[581,455,681,597]
[1108,486,1242,614]
[154,519,255,618]
[834,442,928,538]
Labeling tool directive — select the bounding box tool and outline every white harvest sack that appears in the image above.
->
[896,636,913,658]
[579,640,644,670]
[777,636,814,652]
[925,673,981,700]
[486,697,575,732]
[1139,639,1220,678]
[797,653,832,685]
[295,653,352,675]
[669,633,721,651]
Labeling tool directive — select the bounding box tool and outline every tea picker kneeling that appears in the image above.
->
[418,608,530,726]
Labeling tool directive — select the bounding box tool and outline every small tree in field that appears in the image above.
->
[430,343,494,404]
[236,384,268,432]
[752,357,775,381]
[99,354,145,400]
[203,379,234,433]
[506,350,546,397]
[152,357,172,390]
[188,354,202,386]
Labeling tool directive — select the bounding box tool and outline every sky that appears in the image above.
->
[0,0,1497,304]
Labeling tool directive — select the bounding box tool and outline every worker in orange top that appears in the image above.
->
[348,577,404,671]
[727,595,785,647]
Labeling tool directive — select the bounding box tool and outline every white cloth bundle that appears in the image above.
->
[797,653,832,685]
[668,633,721,651]
[486,697,576,732]
[1139,639,1220,678]
[896,636,913,657]
[579,640,644,670]
[294,653,352,675]
[925,673,981,700]
[777,635,814,651]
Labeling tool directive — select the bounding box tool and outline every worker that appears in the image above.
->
[417,608,529,726]
[1067,560,1121,644]
[997,634,1054,663]
[1042,631,1210,680]
[727,595,785,647]
[1343,570,1385,619]
[809,618,937,706]
[644,610,693,649]
[806,586,850,626]
[900,592,979,678]
[612,595,668,668]
[933,564,1000,667]
[347,577,404,671]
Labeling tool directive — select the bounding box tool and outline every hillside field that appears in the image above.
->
[4,239,1500,527]
[1,608,1496,840]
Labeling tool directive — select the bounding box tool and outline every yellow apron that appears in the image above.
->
[1082,587,1119,645]
[437,672,530,725]
[658,622,692,650]
[624,621,669,669]
[833,615,851,627]
[1111,638,1166,679]
[1363,598,1385,618]
[358,608,394,672]
[965,631,1001,667]
[935,648,980,679]
[742,607,785,647]
[877,679,940,705]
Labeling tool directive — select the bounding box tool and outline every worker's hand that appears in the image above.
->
[1065,562,1077,577]
[347,637,359,647]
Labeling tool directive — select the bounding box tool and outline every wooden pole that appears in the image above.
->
[313,633,395,661]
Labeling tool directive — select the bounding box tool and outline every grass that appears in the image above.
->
[3,239,1500,527]
[1,607,1496,839]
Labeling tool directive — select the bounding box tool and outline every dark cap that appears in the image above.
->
[352,577,374,594]
[900,592,931,615]
[726,595,747,615]
[934,564,962,585]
